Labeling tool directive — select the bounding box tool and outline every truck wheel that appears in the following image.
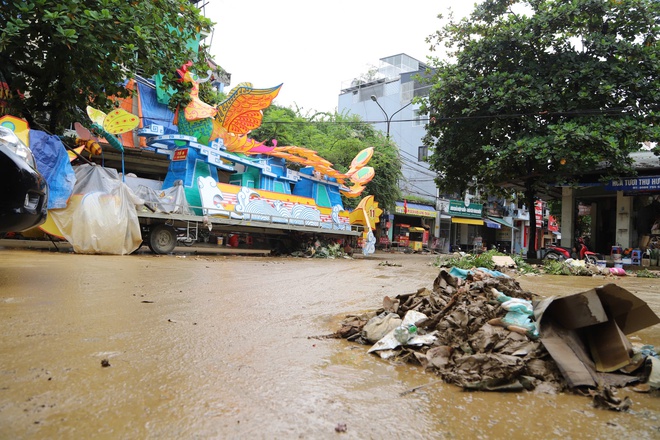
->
[148,224,177,254]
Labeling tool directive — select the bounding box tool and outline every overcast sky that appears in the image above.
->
[204,1,478,113]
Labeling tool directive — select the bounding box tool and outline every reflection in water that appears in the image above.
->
[0,250,658,438]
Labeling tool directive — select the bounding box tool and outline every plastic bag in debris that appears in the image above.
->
[646,356,660,389]
[368,310,437,354]
[564,258,586,267]
[491,288,538,338]
[449,267,509,280]
[361,313,402,344]
[493,289,533,315]
[640,345,658,358]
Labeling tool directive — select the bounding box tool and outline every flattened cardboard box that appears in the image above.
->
[535,283,660,388]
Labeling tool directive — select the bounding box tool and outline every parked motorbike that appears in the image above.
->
[543,237,603,264]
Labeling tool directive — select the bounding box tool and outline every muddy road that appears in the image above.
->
[1,249,659,439]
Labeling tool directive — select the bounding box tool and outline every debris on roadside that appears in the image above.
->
[334,423,347,433]
[333,266,660,407]
[437,250,660,278]
[590,386,633,411]
[288,239,353,259]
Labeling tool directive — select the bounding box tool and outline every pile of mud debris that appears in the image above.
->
[333,267,660,407]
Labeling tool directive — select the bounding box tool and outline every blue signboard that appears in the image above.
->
[606,176,660,192]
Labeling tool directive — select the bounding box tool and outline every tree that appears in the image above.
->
[251,105,403,211]
[0,0,212,132]
[420,0,660,258]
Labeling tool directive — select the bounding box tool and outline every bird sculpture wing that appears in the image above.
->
[215,82,282,135]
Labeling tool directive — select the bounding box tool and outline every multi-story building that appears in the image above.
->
[338,53,435,200]
[338,54,449,250]
[339,55,660,258]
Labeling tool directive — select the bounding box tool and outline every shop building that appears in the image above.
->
[558,151,660,255]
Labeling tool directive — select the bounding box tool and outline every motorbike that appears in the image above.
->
[543,237,603,264]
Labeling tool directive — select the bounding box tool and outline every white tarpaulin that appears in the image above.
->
[49,164,144,255]
[134,183,192,215]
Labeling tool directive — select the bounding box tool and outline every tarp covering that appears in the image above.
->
[487,216,516,229]
[484,219,501,229]
[137,81,178,136]
[29,130,76,209]
[48,164,144,254]
[134,183,192,215]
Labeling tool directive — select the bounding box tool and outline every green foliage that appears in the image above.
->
[313,242,345,259]
[251,105,403,212]
[403,195,435,207]
[437,249,489,270]
[198,85,226,108]
[510,254,539,275]
[435,249,539,274]
[0,0,212,132]
[421,0,660,258]
[542,260,592,276]
[636,268,659,278]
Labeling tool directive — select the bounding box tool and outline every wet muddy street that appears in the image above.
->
[1,249,660,439]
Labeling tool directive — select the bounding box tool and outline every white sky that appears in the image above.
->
[204,1,478,113]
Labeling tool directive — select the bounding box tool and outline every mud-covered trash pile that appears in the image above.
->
[336,267,566,393]
[541,258,622,277]
[289,239,354,259]
[333,267,660,400]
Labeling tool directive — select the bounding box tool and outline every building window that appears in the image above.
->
[412,109,425,127]
[401,82,414,102]
[418,145,428,162]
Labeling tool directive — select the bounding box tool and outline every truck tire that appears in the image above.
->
[148,224,177,254]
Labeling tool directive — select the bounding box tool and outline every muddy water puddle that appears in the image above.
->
[1,249,659,438]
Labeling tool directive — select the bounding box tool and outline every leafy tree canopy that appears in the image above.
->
[251,105,403,211]
[0,0,212,132]
[421,0,660,257]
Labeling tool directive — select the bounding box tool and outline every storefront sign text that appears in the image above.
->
[606,176,660,192]
[448,200,483,219]
[394,205,435,217]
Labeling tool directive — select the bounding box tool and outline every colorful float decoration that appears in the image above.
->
[174,62,374,198]
[8,61,380,255]
[130,62,380,253]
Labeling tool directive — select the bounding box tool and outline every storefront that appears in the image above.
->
[559,162,660,255]
[484,216,516,253]
[448,200,484,252]
[380,200,436,250]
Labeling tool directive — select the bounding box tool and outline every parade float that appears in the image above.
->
[4,63,381,256]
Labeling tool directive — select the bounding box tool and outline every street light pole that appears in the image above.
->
[370,95,412,139]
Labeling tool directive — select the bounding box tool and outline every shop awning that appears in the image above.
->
[451,217,484,225]
[487,216,517,230]
[484,219,501,229]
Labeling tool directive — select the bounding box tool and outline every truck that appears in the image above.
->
[32,76,378,255]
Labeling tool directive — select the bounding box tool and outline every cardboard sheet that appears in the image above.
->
[537,284,660,387]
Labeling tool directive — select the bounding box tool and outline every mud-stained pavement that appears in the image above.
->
[1,248,659,439]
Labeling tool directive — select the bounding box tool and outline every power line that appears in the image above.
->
[256,106,644,126]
